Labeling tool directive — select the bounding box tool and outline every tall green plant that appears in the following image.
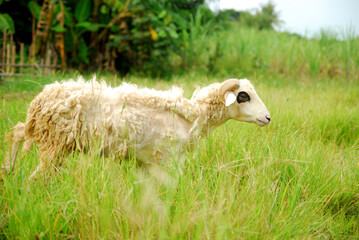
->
[180,7,216,71]
[0,13,15,33]
[178,22,359,79]
[0,0,15,34]
[342,25,357,80]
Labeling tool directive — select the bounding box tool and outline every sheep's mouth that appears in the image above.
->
[256,119,269,126]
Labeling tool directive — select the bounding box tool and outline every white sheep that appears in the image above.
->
[2,76,270,179]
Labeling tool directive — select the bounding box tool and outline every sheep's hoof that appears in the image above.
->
[28,172,39,181]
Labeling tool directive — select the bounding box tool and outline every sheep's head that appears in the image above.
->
[219,78,271,127]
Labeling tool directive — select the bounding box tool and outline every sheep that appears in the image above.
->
[2,76,270,179]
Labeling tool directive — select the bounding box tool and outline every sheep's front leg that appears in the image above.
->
[1,122,26,175]
[29,146,57,180]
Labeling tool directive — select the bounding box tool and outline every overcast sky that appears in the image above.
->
[207,0,359,38]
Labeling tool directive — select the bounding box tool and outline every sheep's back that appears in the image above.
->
[23,78,194,158]
[25,81,101,151]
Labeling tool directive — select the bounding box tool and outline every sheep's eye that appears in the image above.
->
[237,91,250,103]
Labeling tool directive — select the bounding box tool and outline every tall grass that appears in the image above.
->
[180,23,359,80]
[0,74,358,238]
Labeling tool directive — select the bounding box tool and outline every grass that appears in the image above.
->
[179,23,359,80]
[0,73,358,239]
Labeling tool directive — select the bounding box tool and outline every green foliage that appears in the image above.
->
[0,0,218,74]
[75,0,92,22]
[78,38,90,63]
[28,1,41,20]
[239,2,281,30]
[76,21,106,31]
[215,2,281,31]
[179,7,217,71]
[216,9,240,22]
[0,13,15,34]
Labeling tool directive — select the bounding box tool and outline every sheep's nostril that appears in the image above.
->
[266,116,271,122]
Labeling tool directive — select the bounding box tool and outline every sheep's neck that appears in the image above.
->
[176,102,228,137]
[156,96,228,137]
[193,102,229,137]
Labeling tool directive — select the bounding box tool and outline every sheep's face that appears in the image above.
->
[222,79,271,127]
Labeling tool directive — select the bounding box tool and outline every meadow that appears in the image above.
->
[178,23,359,80]
[0,25,359,239]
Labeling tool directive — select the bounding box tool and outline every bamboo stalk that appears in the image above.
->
[104,45,110,70]
[41,58,44,76]
[45,48,51,76]
[28,45,31,62]
[10,35,14,77]
[2,30,6,67]
[20,43,24,74]
[58,0,66,68]
[11,44,16,78]
[6,44,10,74]
[28,46,34,75]
[52,52,58,74]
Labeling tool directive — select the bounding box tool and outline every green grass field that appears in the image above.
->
[0,73,358,239]
[176,23,359,81]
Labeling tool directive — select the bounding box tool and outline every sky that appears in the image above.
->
[207,0,359,38]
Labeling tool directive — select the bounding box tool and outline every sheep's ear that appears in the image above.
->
[219,79,240,104]
[225,91,237,106]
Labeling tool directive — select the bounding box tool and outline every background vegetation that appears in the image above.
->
[1,0,359,239]
[1,0,358,79]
